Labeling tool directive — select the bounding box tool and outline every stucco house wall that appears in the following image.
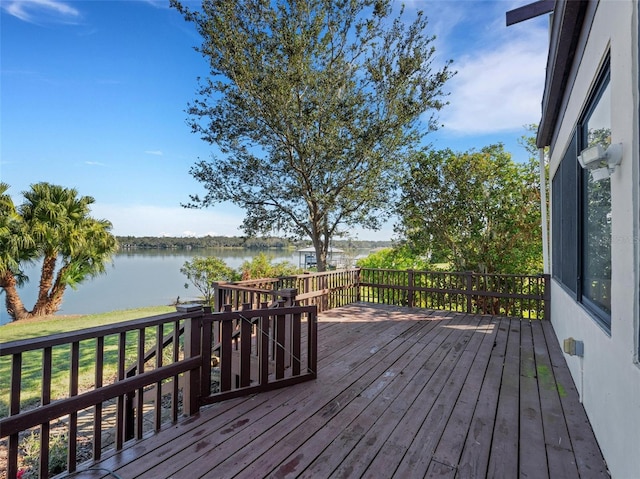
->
[544,1,640,477]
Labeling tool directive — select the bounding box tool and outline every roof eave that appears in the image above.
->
[536,0,590,148]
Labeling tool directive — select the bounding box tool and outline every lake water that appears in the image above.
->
[0,248,336,325]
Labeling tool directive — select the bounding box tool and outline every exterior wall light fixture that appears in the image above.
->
[578,142,623,181]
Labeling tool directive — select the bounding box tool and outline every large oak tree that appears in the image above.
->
[172,0,453,270]
[0,183,118,321]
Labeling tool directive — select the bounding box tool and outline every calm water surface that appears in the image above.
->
[0,249,311,326]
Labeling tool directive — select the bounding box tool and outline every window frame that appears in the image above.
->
[577,61,612,330]
[550,58,612,332]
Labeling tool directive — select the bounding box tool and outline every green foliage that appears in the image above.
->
[239,253,302,280]
[171,0,453,271]
[0,183,36,283]
[19,431,68,477]
[116,235,392,251]
[0,183,118,320]
[180,256,239,305]
[395,144,543,274]
[356,247,432,270]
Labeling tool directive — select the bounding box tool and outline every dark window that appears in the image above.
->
[552,134,579,296]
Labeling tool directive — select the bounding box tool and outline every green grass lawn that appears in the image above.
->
[0,306,176,418]
[0,306,175,343]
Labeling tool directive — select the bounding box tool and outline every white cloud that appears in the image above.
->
[85,161,105,166]
[89,203,244,237]
[145,150,164,156]
[139,0,170,9]
[439,40,546,134]
[3,0,80,24]
[436,8,548,135]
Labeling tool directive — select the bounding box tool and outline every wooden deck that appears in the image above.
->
[73,304,608,478]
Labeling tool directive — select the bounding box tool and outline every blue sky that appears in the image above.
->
[1,0,549,240]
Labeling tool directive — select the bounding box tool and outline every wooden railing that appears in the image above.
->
[213,278,282,311]
[215,268,550,320]
[199,302,317,405]
[359,269,550,319]
[214,269,360,313]
[0,300,317,478]
[277,269,360,312]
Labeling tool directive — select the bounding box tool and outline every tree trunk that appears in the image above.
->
[34,255,57,312]
[0,271,29,321]
[311,236,328,272]
[44,266,68,315]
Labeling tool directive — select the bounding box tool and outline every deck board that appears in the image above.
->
[79,304,608,479]
[519,320,549,479]
[540,321,610,478]
[487,318,521,479]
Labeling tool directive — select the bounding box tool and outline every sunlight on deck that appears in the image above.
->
[443,323,497,333]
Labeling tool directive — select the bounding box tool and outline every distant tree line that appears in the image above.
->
[117,236,392,251]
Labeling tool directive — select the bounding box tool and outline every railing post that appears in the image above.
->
[212,282,219,312]
[407,269,415,308]
[466,271,473,313]
[543,274,551,320]
[278,289,297,369]
[182,308,203,416]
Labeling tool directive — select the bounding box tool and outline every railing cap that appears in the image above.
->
[277,288,298,299]
[176,303,204,313]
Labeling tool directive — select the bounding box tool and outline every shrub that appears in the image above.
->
[19,431,68,478]
[356,246,431,270]
[239,253,302,280]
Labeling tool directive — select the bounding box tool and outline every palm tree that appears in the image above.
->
[0,182,37,319]
[0,182,118,320]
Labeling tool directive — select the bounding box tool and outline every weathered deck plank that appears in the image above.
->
[540,320,610,478]
[427,316,501,477]
[486,317,521,478]
[79,304,608,479]
[531,320,579,479]
[519,320,548,478]
[455,316,509,479]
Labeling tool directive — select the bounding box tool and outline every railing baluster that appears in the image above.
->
[220,317,233,392]
[240,310,252,388]
[154,324,163,431]
[68,341,79,473]
[116,331,126,449]
[40,346,52,476]
[259,314,270,385]
[93,337,104,460]
[8,353,21,479]
[135,328,145,439]
[201,313,212,399]
[275,312,286,379]
[172,319,180,422]
[292,311,301,376]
